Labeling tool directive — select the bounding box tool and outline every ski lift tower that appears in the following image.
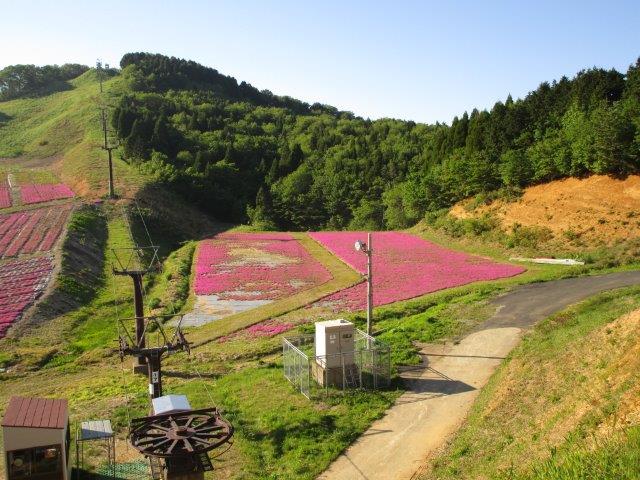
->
[112,246,160,373]
[117,315,234,479]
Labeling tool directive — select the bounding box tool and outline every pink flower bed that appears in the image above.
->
[310,231,525,311]
[194,232,332,300]
[0,187,12,208]
[0,204,73,258]
[0,255,53,339]
[20,183,75,204]
[218,321,296,343]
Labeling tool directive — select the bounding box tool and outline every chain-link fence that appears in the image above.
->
[283,329,391,398]
[283,334,313,398]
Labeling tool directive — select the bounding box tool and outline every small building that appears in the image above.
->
[2,396,71,480]
[283,320,391,398]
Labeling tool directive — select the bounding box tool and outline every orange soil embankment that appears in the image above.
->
[451,175,640,244]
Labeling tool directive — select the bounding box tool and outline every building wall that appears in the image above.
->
[2,427,63,451]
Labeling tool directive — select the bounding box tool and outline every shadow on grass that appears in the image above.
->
[0,111,12,125]
[163,369,219,380]
[0,80,74,102]
[249,415,338,459]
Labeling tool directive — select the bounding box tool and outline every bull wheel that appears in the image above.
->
[130,409,233,458]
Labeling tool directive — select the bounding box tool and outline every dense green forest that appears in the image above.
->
[107,53,637,229]
[0,63,90,100]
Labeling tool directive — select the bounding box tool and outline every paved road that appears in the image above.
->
[318,271,640,480]
[483,270,640,330]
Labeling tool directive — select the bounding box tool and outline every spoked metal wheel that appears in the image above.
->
[130,408,233,457]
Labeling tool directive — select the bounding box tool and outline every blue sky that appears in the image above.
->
[2,0,639,123]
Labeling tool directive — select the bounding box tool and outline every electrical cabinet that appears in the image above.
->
[315,319,355,368]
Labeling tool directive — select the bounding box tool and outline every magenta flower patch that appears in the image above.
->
[194,232,332,301]
[218,320,296,343]
[0,204,73,259]
[20,184,75,204]
[310,231,525,311]
[0,255,53,339]
[0,187,12,208]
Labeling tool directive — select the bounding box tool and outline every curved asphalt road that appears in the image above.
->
[484,270,640,329]
[318,271,640,480]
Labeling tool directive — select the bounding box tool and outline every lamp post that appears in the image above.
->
[354,232,373,336]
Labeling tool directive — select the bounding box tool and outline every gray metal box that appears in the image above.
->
[315,319,355,368]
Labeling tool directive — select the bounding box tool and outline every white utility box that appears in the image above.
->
[152,394,192,415]
[315,319,355,368]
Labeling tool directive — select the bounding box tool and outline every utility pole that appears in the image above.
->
[97,59,116,199]
[100,107,116,199]
[96,59,103,93]
[354,233,374,336]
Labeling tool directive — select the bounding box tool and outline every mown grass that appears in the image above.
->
[146,241,197,315]
[0,164,59,185]
[422,286,640,480]
[55,204,108,306]
[0,69,146,197]
[505,426,640,479]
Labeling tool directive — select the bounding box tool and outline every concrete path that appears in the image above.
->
[318,271,640,480]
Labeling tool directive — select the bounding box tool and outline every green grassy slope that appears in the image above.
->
[2,66,639,480]
[0,69,146,196]
[421,287,640,480]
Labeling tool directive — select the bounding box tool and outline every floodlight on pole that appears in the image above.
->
[354,233,373,336]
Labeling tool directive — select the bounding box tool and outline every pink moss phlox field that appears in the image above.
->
[194,232,332,300]
[21,183,75,204]
[0,205,73,258]
[310,231,525,311]
[0,187,12,208]
[0,255,53,339]
[218,321,296,343]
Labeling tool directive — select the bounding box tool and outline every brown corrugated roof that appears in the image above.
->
[2,396,68,429]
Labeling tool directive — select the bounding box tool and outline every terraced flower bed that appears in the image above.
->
[187,232,333,324]
[196,232,332,298]
[0,255,53,339]
[20,183,75,204]
[310,231,525,311]
[0,204,73,258]
[0,187,11,208]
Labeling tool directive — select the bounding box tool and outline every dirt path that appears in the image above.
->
[318,271,640,480]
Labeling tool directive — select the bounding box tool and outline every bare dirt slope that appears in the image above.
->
[318,271,640,480]
[451,175,640,244]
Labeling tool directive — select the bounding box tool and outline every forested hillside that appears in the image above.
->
[111,53,640,229]
[0,63,91,100]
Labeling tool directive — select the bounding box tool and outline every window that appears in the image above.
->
[33,446,61,474]
[8,450,32,479]
[7,445,61,479]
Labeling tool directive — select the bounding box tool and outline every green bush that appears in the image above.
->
[505,223,553,249]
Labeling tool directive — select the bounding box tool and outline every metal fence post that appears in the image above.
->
[373,347,378,390]
[359,349,363,389]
